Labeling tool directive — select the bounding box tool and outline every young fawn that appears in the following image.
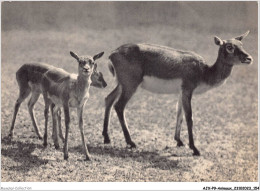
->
[9,59,107,149]
[103,31,253,156]
[42,51,104,160]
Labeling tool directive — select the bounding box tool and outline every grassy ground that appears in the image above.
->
[1,2,258,182]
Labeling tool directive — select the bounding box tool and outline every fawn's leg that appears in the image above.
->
[9,88,30,137]
[63,104,70,160]
[77,103,91,161]
[28,92,42,139]
[43,95,51,147]
[57,108,65,142]
[51,104,60,149]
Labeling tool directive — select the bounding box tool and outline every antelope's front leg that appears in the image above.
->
[182,89,200,156]
[63,104,70,160]
[77,104,91,161]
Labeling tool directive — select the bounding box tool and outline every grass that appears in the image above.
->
[1,2,258,182]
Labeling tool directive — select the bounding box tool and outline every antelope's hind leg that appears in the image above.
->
[51,104,60,149]
[28,92,42,139]
[114,84,139,148]
[174,93,184,147]
[103,85,121,144]
[9,87,31,138]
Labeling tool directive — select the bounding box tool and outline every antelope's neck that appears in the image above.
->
[76,75,91,98]
[204,58,233,86]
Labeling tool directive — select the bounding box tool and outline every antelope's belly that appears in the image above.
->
[194,81,225,94]
[48,95,81,108]
[140,76,182,94]
[48,95,63,107]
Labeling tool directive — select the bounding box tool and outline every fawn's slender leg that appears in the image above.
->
[57,108,65,142]
[103,85,121,144]
[9,88,31,137]
[77,103,91,161]
[114,85,138,148]
[174,93,184,147]
[182,89,200,156]
[28,92,42,139]
[43,96,51,147]
[63,104,70,160]
[52,105,60,149]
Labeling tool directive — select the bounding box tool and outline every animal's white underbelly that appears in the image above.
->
[194,81,225,94]
[140,76,182,94]
[193,83,212,94]
[140,76,221,95]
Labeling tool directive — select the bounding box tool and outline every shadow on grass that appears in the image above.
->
[1,136,48,172]
[71,144,182,170]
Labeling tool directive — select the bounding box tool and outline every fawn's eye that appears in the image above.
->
[80,61,86,66]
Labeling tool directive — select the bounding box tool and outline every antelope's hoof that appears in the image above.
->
[54,144,60,150]
[127,141,136,149]
[177,140,184,147]
[192,149,200,156]
[64,155,69,160]
[43,142,48,148]
[8,133,13,138]
[38,135,43,140]
[104,136,111,144]
[84,156,91,161]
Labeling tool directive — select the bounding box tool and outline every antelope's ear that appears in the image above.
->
[214,36,223,46]
[93,52,104,61]
[70,51,79,61]
[235,30,250,41]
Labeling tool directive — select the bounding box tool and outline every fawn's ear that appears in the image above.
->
[235,30,250,41]
[70,51,79,61]
[214,36,223,46]
[93,52,104,61]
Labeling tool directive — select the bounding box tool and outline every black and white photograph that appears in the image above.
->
[1,1,258,190]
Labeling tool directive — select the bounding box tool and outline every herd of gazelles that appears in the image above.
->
[8,31,253,160]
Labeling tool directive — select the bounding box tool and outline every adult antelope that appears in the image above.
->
[103,31,253,156]
[42,51,104,160]
[9,57,107,149]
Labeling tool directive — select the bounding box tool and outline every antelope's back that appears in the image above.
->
[109,43,206,80]
[16,63,55,84]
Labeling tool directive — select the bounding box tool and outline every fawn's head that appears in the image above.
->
[70,51,106,87]
[214,31,253,66]
[91,64,107,88]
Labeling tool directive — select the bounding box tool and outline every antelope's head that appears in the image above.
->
[214,31,253,66]
[70,51,105,85]
[91,63,107,88]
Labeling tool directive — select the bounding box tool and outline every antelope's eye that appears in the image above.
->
[80,61,86,65]
[226,45,234,51]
